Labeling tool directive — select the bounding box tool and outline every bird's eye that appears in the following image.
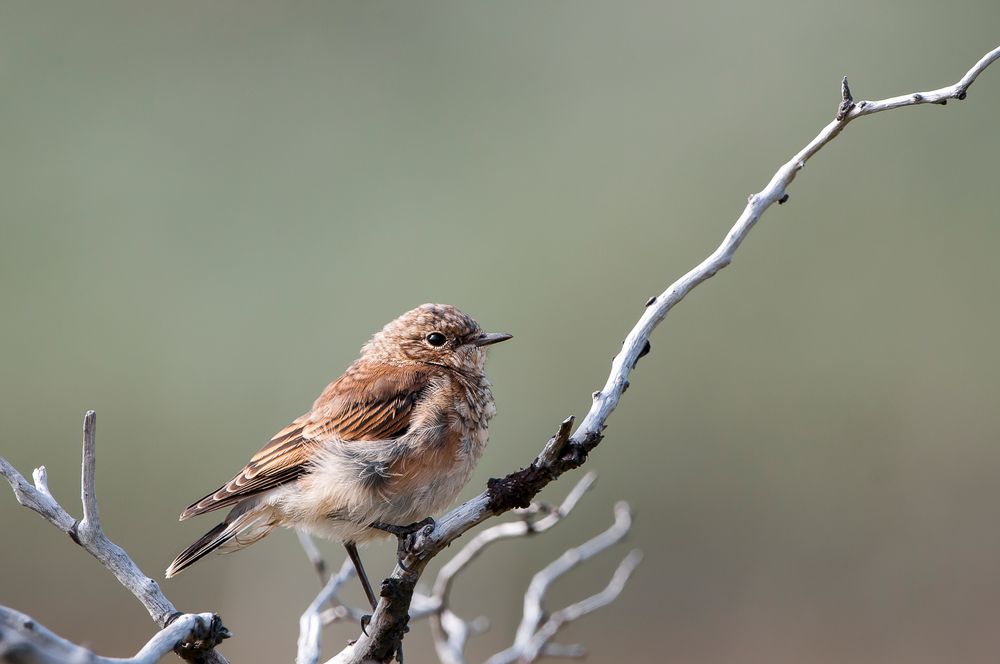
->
[426,332,447,347]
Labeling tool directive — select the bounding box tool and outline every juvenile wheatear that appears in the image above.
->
[166,303,510,610]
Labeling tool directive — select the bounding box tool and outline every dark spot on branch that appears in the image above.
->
[938,99,948,105]
[912,93,923,101]
[488,431,603,514]
[164,611,185,627]
[488,466,556,512]
[631,340,651,368]
[958,90,967,100]
[645,296,656,307]
[778,194,790,205]
[68,521,81,546]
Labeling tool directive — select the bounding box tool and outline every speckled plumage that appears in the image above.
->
[166,304,509,578]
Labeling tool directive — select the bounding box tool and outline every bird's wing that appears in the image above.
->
[179,363,433,520]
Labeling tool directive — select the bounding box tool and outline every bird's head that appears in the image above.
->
[363,303,511,372]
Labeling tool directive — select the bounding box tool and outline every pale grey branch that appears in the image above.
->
[298,556,361,664]
[434,472,596,608]
[573,44,1000,454]
[0,605,222,664]
[484,502,638,664]
[301,474,608,664]
[0,412,230,664]
[520,549,643,662]
[427,473,597,664]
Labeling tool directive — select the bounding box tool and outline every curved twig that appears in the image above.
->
[428,473,597,664]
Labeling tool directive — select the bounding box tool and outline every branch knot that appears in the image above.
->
[173,614,231,663]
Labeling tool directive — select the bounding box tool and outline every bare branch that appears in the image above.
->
[1,459,76,536]
[433,472,596,608]
[0,412,230,664]
[426,473,597,663]
[332,45,1000,662]
[430,610,488,664]
[484,502,639,664]
[575,44,1000,460]
[298,556,362,664]
[298,474,605,664]
[0,605,227,664]
[518,549,643,663]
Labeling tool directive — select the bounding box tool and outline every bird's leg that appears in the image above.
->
[370,517,436,559]
[345,542,407,662]
[344,541,378,635]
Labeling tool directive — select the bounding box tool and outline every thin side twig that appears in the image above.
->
[485,502,640,664]
[297,556,361,664]
[427,473,597,664]
[517,549,643,663]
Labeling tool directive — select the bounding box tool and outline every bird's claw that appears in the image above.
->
[358,614,404,662]
[360,613,372,636]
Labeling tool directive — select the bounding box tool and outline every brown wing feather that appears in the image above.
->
[179,363,431,520]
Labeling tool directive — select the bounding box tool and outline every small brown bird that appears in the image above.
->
[166,303,510,608]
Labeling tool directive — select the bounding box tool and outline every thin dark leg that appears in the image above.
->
[345,541,405,662]
[344,541,378,611]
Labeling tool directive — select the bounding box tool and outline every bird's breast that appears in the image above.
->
[292,376,495,529]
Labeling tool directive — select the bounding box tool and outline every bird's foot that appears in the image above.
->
[370,517,436,558]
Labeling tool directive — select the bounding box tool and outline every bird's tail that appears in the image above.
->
[165,506,275,578]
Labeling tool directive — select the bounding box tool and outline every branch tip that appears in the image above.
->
[835,76,857,121]
[841,76,853,102]
[80,410,100,529]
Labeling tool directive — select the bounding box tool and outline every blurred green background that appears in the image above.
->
[2,2,999,663]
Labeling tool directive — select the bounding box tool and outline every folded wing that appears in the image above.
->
[179,363,432,520]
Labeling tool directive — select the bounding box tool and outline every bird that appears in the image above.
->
[165,303,511,611]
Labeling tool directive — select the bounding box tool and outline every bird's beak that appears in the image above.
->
[472,332,513,347]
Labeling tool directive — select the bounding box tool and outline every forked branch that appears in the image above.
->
[0,412,231,664]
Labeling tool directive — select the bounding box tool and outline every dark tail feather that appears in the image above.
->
[165,522,232,578]
[165,505,274,578]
